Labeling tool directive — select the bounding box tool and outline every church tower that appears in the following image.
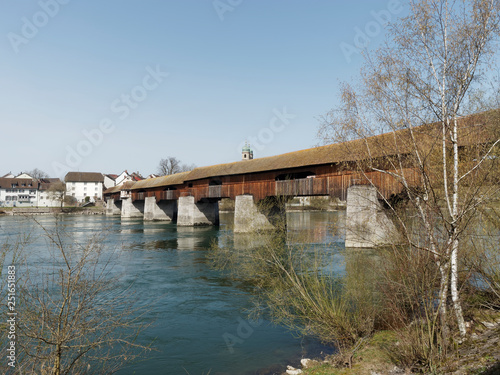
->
[242,142,253,160]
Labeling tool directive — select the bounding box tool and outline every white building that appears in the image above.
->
[103,171,143,191]
[0,176,66,207]
[0,178,38,207]
[16,172,34,179]
[65,172,104,203]
[103,174,118,190]
[38,179,64,207]
[115,170,143,186]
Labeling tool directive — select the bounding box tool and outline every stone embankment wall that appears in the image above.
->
[0,207,105,216]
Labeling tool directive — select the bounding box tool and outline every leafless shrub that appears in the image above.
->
[2,219,152,375]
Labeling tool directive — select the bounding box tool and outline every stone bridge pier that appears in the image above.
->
[234,194,286,233]
[177,196,219,226]
[345,185,400,248]
[144,196,177,221]
[106,198,122,216]
[121,198,144,218]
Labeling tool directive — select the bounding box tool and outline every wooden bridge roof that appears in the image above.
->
[103,181,137,194]
[185,142,359,181]
[183,124,445,181]
[121,111,496,191]
[130,171,190,190]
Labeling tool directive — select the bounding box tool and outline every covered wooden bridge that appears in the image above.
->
[104,140,418,232]
[104,112,495,233]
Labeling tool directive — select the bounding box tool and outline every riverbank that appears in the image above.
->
[282,310,500,375]
[0,206,105,216]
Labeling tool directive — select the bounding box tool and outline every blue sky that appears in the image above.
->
[0,0,406,178]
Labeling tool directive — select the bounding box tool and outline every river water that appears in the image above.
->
[0,211,346,375]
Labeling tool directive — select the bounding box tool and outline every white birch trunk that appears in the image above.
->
[450,115,466,337]
[450,236,466,336]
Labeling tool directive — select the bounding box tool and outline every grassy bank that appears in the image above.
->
[293,310,500,375]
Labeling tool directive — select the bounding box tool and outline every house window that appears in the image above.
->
[84,182,87,185]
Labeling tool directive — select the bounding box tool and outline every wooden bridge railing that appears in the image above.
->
[178,185,226,201]
[132,192,145,201]
[276,177,328,196]
[122,168,419,203]
[208,185,222,198]
[157,190,179,201]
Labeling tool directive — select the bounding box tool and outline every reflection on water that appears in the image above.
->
[177,226,215,251]
[0,211,354,375]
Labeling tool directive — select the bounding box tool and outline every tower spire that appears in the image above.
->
[241,141,253,160]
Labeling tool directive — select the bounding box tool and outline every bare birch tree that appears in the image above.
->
[319,0,500,340]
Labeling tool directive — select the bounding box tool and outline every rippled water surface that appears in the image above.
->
[0,211,345,374]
